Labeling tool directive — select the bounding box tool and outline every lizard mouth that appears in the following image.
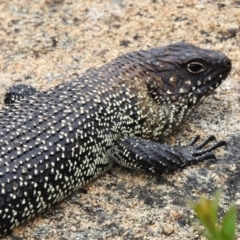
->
[187,67,231,106]
[197,57,231,94]
[159,68,230,107]
[195,68,230,97]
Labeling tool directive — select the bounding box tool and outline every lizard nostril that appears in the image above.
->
[223,58,231,69]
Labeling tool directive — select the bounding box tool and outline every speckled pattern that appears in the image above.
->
[0,0,239,240]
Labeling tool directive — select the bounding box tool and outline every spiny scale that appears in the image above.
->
[0,42,231,236]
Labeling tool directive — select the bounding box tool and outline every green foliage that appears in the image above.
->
[188,190,237,240]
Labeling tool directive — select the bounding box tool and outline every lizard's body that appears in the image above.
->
[0,42,231,236]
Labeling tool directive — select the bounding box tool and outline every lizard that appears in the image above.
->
[0,42,231,236]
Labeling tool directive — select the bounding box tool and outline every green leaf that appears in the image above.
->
[220,204,237,240]
[188,190,222,238]
[188,190,237,240]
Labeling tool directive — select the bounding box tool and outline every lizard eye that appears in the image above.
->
[187,62,205,74]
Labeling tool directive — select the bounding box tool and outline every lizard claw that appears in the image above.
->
[178,135,226,163]
[188,135,200,146]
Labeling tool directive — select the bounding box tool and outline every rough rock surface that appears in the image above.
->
[0,0,239,239]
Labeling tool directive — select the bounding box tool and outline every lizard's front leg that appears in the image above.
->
[110,136,226,174]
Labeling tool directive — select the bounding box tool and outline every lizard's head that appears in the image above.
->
[143,42,231,108]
